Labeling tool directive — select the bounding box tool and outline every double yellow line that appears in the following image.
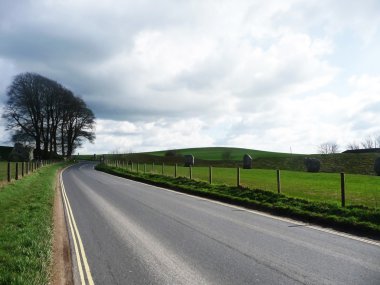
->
[60,171,95,285]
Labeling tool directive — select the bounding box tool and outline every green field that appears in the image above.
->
[0,162,11,181]
[108,147,380,175]
[0,162,35,182]
[0,162,5,181]
[120,163,380,208]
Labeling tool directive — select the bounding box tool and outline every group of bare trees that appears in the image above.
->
[318,142,340,154]
[346,135,380,150]
[318,134,380,154]
[2,72,95,159]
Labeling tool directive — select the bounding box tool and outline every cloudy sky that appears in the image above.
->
[1,0,379,154]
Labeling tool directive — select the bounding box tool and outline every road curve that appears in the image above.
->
[62,162,380,285]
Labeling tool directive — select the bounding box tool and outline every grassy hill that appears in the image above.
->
[106,147,380,175]
[148,147,298,160]
[0,146,12,161]
[254,153,379,175]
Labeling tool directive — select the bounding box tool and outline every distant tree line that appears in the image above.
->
[346,135,380,150]
[2,72,95,159]
[318,134,380,154]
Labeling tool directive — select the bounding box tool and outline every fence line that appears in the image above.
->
[103,160,379,208]
[0,160,56,184]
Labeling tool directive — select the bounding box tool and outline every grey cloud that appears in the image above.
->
[1,0,379,154]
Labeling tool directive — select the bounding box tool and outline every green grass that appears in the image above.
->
[0,162,67,285]
[0,162,8,181]
[96,163,380,239]
[119,163,380,208]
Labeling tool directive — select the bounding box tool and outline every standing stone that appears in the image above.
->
[184,155,195,167]
[304,157,321,173]
[243,154,253,169]
[374,157,380,176]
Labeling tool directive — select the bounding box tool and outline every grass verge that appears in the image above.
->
[0,162,68,285]
[96,163,380,240]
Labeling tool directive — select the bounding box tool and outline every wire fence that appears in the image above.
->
[105,160,380,209]
[0,160,55,185]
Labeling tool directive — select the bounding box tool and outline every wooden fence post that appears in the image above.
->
[162,163,164,175]
[22,162,24,177]
[137,163,139,173]
[175,164,177,178]
[209,166,212,184]
[152,162,155,173]
[277,169,281,194]
[189,166,192,180]
[341,172,345,207]
[144,163,146,174]
[15,162,19,180]
[237,167,240,187]
[7,162,11,182]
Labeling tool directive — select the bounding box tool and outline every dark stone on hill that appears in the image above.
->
[184,155,194,167]
[304,157,321,173]
[243,154,253,169]
[374,158,380,176]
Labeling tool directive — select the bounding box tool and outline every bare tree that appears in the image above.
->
[361,136,375,149]
[3,73,48,158]
[346,141,360,150]
[375,134,380,148]
[64,97,95,157]
[318,142,339,154]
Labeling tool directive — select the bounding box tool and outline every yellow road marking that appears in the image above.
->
[61,170,95,285]
[61,176,85,284]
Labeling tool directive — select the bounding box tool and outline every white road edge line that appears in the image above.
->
[105,170,380,247]
[61,169,95,285]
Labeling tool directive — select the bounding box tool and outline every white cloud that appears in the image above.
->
[81,118,214,154]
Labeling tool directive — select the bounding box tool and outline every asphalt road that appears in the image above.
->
[62,162,380,285]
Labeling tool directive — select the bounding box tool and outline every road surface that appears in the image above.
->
[61,162,380,285]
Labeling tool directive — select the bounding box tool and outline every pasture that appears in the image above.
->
[123,163,380,208]
[113,147,380,175]
[0,161,11,182]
